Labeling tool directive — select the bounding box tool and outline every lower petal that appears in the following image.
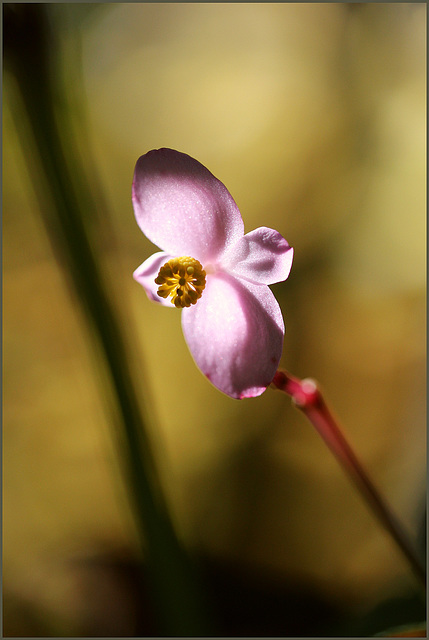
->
[133,251,174,306]
[181,273,284,399]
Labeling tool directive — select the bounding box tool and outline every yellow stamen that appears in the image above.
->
[155,256,206,308]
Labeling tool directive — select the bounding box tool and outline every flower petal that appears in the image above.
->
[181,273,284,398]
[133,251,175,307]
[132,149,244,264]
[221,226,293,285]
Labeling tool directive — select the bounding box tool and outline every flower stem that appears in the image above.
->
[272,369,426,589]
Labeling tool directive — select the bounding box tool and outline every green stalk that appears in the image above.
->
[4,4,213,635]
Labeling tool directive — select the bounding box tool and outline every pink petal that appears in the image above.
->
[133,251,175,307]
[181,273,284,399]
[221,226,293,285]
[132,149,244,264]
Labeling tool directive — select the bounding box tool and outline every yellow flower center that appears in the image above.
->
[155,256,206,308]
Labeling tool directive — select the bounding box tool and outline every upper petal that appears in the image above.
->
[221,226,293,285]
[181,273,284,399]
[133,251,175,307]
[132,149,244,264]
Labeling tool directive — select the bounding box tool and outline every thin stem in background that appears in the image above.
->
[4,4,213,635]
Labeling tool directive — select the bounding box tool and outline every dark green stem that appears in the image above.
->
[4,4,213,634]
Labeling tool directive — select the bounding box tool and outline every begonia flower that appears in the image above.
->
[132,148,293,399]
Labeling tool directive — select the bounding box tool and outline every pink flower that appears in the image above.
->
[132,148,293,399]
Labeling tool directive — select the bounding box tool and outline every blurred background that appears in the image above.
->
[3,3,426,636]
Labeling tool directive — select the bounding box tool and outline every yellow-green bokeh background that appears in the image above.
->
[4,3,426,636]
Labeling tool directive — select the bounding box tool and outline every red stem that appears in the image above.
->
[272,370,426,589]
